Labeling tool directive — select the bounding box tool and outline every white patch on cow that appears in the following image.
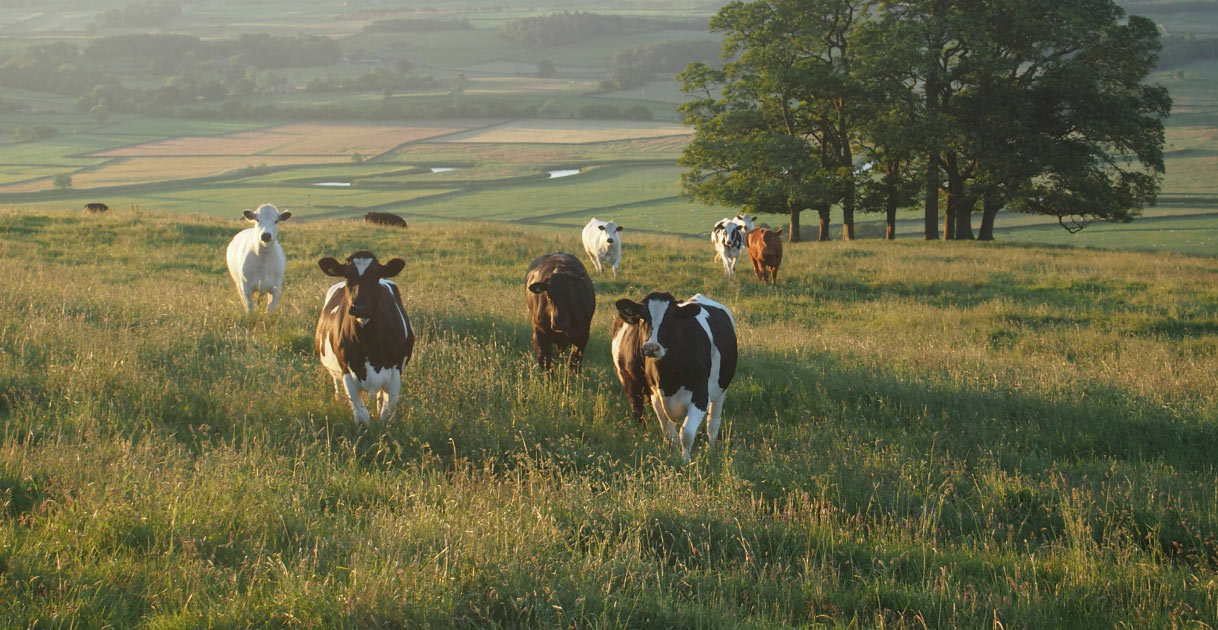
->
[320,335,343,376]
[643,299,670,357]
[324,281,344,315]
[380,279,409,339]
[352,257,373,276]
[611,323,629,382]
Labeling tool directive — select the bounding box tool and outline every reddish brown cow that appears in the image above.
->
[746,228,784,284]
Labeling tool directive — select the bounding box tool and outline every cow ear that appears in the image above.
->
[615,299,642,324]
[242,210,255,221]
[528,281,549,294]
[318,257,345,277]
[598,224,606,230]
[676,303,702,320]
[615,226,623,231]
[380,258,405,278]
[774,228,784,235]
[278,211,292,222]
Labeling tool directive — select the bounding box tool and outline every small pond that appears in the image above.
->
[548,169,580,178]
[313,182,351,187]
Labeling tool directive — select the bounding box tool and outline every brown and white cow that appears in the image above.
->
[315,251,416,425]
[526,252,595,371]
[612,293,738,463]
[747,227,784,284]
[364,212,407,228]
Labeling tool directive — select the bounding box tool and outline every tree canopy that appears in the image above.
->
[678,0,1171,240]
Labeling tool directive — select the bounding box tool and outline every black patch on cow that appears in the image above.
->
[526,252,595,371]
[315,251,415,382]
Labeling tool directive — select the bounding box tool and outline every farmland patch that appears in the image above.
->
[435,119,693,144]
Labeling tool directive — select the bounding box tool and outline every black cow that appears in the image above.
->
[364,212,407,228]
[315,250,416,425]
[612,292,738,463]
[83,202,109,213]
[526,252,595,371]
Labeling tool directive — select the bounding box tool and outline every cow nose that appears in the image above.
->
[606,239,614,244]
[260,232,272,243]
[642,342,665,358]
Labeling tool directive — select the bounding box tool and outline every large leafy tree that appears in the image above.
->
[679,0,873,242]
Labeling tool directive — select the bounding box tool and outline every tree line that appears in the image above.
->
[500,11,707,46]
[678,0,1171,241]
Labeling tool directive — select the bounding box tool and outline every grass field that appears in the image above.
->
[2,209,1217,627]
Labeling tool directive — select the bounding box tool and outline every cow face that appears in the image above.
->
[242,203,291,247]
[598,221,623,245]
[615,292,700,359]
[529,272,586,333]
[318,251,405,326]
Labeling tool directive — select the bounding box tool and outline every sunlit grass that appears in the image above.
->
[1,209,1217,627]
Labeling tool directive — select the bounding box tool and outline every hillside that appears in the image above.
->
[2,209,1217,627]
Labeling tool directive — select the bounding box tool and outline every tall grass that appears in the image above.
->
[2,208,1217,628]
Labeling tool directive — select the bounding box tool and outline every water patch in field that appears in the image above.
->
[548,169,579,178]
[430,167,461,173]
[314,182,351,187]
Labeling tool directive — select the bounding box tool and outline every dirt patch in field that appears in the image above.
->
[93,122,481,158]
[70,156,338,188]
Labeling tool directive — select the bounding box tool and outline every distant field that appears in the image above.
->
[438,119,692,144]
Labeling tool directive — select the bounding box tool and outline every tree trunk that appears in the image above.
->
[817,203,832,241]
[789,204,802,243]
[943,198,956,240]
[885,181,898,241]
[954,194,975,240]
[841,143,856,241]
[979,191,999,241]
[923,153,939,240]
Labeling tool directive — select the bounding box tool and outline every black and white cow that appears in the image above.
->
[612,292,738,463]
[315,251,416,425]
[711,218,745,278]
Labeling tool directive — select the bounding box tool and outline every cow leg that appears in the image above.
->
[533,332,554,370]
[341,374,372,425]
[706,392,726,451]
[725,255,736,279]
[237,281,255,314]
[568,344,585,372]
[377,371,402,422]
[770,266,779,284]
[751,257,765,281]
[611,260,618,277]
[587,256,603,274]
[678,406,707,464]
[266,284,281,313]
[649,394,680,447]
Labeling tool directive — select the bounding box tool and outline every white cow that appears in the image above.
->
[226,203,291,314]
[711,218,745,278]
[581,217,623,276]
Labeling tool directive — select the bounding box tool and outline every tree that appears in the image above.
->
[52,173,71,189]
[537,60,557,78]
[679,0,874,242]
[89,103,110,122]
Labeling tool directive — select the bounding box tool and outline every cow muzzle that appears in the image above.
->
[642,342,665,358]
[260,232,273,244]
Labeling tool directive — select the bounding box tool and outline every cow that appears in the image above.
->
[580,218,623,276]
[526,252,595,371]
[226,203,291,313]
[364,212,407,229]
[710,218,745,278]
[315,251,416,425]
[747,227,784,284]
[731,214,757,232]
[612,292,738,463]
[83,202,109,213]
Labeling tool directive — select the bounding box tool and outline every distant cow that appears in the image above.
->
[747,227,784,284]
[581,218,623,276]
[527,252,595,371]
[226,203,291,313]
[364,212,407,228]
[612,292,738,463]
[731,214,757,232]
[710,218,745,278]
[83,202,108,213]
[315,251,416,425]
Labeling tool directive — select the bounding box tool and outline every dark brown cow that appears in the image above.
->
[315,251,416,425]
[746,227,784,284]
[83,202,109,213]
[364,212,407,228]
[526,252,595,371]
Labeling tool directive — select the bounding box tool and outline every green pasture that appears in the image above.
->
[2,210,1217,628]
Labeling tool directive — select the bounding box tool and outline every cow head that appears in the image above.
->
[615,292,700,359]
[734,214,757,231]
[528,271,588,333]
[242,203,291,247]
[597,221,623,245]
[318,251,405,326]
